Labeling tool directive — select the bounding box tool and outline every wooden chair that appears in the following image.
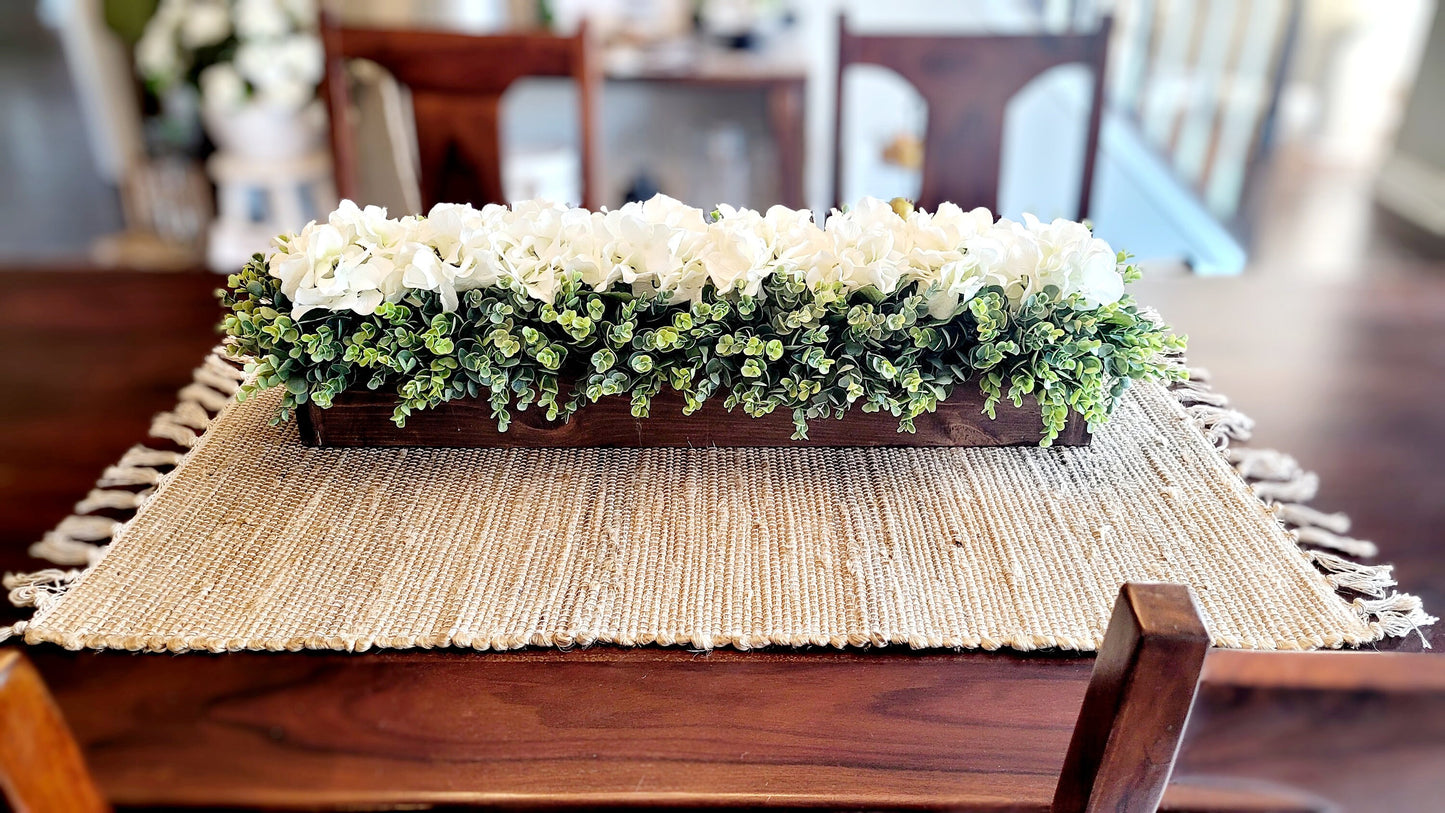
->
[0,650,108,812]
[320,13,601,211]
[832,17,1113,218]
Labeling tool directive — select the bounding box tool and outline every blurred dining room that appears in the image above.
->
[2,0,1444,811]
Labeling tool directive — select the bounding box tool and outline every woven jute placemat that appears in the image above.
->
[3,351,1433,652]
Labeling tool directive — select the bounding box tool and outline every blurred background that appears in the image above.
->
[1,2,1443,807]
[2,0,1441,273]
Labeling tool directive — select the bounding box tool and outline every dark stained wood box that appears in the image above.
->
[297,383,1090,448]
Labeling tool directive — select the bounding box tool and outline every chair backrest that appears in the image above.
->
[1055,582,1210,812]
[320,14,600,212]
[833,17,1112,218]
[0,650,108,812]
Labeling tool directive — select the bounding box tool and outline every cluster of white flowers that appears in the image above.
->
[136,0,322,111]
[270,196,1127,319]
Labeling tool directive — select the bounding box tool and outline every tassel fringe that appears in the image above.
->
[3,351,250,643]
[75,487,154,514]
[1169,369,1433,647]
[1251,472,1320,503]
[1274,502,1350,534]
[179,382,233,412]
[1294,527,1379,559]
[1173,380,1230,407]
[1187,404,1256,443]
[149,412,200,448]
[96,445,183,488]
[1354,594,1439,643]
[27,534,105,567]
[5,569,85,613]
[117,445,184,468]
[1308,550,1395,598]
[1226,448,1302,481]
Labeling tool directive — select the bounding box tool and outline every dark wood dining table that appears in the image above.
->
[0,265,1441,810]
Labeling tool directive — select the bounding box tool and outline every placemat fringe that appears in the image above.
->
[9,347,244,604]
[30,516,118,566]
[1354,594,1435,642]
[74,486,154,514]
[1250,472,1320,503]
[1292,527,1379,559]
[0,569,83,645]
[1164,364,1435,644]
[1227,447,1302,480]
[1307,550,1395,598]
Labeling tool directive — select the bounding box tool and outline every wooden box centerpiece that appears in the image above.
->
[224,197,1182,450]
[297,384,1090,448]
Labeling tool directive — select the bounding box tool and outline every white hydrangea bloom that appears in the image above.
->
[761,205,828,278]
[275,34,324,85]
[135,0,186,85]
[235,39,314,110]
[135,0,324,110]
[180,0,233,48]
[270,201,410,317]
[593,204,681,296]
[1020,214,1124,309]
[705,205,774,297]
[198,63,246,110]
[235,0,292,39]
[900,202,1003,319]
[619,195,710,302]
[267,196,1131,320]
[422,202,510,295]
[816,197,910,295]
[282,0,317,20]
[493,200,600,304]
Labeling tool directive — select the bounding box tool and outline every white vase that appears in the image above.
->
[201,98,335,272]
[201,99,327,162]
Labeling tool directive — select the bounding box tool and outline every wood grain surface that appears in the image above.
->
[42,648,1091,809]
[300,381,1090,448]
[1182,652,1445,813]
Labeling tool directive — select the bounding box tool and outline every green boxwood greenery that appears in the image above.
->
[221,253,1185,445]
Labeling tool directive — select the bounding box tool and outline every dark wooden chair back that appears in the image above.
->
[0,650,108,812]
[321,14,600,211]
[1056,582,1209,811]
[833,17,1112,218]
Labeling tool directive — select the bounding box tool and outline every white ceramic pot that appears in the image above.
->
[201,99,327,162]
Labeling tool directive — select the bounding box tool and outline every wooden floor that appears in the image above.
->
[0,266,1441,809]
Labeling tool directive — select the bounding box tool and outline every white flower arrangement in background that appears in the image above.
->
[135,0,322,112]
[270,196,1128,320]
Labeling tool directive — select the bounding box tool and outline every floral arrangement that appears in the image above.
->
[136,0,322,112]
[223,196,1185,445]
